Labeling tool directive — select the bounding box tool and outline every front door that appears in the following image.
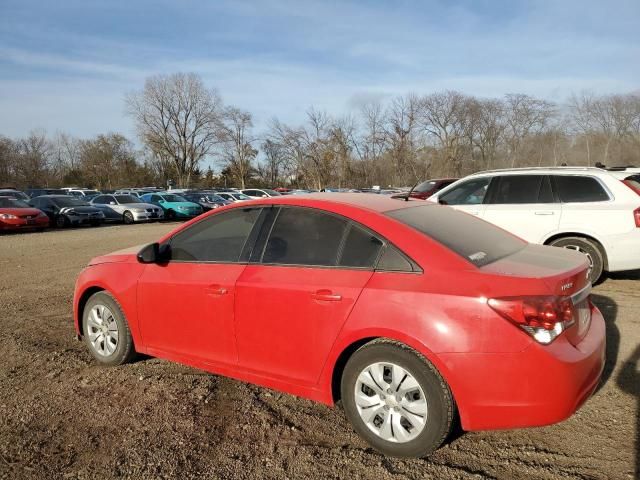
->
[137,207,263,365]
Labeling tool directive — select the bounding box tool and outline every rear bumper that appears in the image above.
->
[440,305,606,431]
[604,229,640,271]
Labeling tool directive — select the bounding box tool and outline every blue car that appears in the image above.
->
[139,192,203,220]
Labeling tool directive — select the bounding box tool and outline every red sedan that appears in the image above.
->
[0,196,49,231]
[73,193,605,457]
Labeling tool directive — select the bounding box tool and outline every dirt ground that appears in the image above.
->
[0,223,638,480]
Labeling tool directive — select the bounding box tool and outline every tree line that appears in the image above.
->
[1,72,639,190]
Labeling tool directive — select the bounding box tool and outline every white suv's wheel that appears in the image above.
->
[549,236,604,283]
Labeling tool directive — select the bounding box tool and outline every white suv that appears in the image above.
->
[429,167,640,282]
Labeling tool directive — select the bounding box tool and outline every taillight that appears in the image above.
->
[488,296,576,344]
[634,207,640,228]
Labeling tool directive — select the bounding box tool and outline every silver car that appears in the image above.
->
[91,194,164,223]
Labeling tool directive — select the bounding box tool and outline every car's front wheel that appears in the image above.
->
[341,340,454,458]
[55,215,68,228]
[82,291,136,366]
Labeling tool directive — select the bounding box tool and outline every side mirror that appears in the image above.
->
[109,201,116,205]
[137,243,171,264]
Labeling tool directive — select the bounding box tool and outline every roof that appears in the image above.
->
[253,192,429,213]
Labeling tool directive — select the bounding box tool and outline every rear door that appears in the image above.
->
[482,175,561,243]
[234,207,381,385]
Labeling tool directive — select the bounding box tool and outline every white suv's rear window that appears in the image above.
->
[386,205,526,267]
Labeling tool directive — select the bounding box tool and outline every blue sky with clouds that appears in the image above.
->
[0,0,638,139]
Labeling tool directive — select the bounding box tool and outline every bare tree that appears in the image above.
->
[218,107,257,188]
[126,73,223,187]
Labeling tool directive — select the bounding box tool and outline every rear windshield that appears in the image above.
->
[414,180,436,192]
[386,205,526,267]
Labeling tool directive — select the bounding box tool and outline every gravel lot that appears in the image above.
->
[0,223,638,480]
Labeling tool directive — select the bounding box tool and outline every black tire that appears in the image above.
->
[123,211,134,224]
[341,339,454,458]
[166,209,176,220]
[82,291,136,367]
[55,215,68,228]
[549,236,604,284]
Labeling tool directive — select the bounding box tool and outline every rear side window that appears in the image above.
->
[386,205,525,267]
[553,176,610,203]
[376,245,415,272]
[170,208,261,262]
[338,225,384,268]
[438,177,491,205]
[489,175,553,204]
[262,207,348,266]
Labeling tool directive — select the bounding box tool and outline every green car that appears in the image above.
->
[140,193,203,220]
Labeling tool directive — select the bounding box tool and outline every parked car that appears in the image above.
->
[91,194,164,224]
[603,167,640,195]
[139,192,203,220]
[429,167,640,283]
[25,188,69,198]
[74,193,604,458]
[392,179,458,200]
[65,188,101,200]
[216,191,252,203]
[240,188,282,199]
[29,195,104,227]
[181,192,231,211]
[0,188,30,201]
[0,195,49,231]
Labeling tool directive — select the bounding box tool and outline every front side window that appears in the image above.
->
[170,208,261,262]
[262,207,348,266]
[439,177,491,205]
[489,175,552,204]
[552,176,610,203]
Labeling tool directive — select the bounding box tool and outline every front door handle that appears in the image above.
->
[205,284,228,296]
[534,211,555,215]
[312,289,342,302]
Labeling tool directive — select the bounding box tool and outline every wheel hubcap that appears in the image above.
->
[354,362,428,443]
[86,304,119,356]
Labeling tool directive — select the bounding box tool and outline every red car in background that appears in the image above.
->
[0,195,49,231]
[393,178,458,200]
[73,194,605,458]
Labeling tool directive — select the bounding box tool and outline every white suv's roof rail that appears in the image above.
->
[478,166,606,175]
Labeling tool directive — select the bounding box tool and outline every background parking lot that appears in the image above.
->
[0,224,638,479]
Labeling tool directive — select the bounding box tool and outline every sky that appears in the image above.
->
[0,0,638,140]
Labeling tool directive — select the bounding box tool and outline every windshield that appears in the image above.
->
[386,205,525,267]
[82,190,100,195]
[160,194,187,202]
[0,197,30,208]
[0,191,29,201]
[53,197,90,207]
[114,195,140,204]
[414,181,436,193]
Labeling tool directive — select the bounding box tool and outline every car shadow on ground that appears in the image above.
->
[617,344,640,478]
[607,269,640,281]
[591,294,620,391]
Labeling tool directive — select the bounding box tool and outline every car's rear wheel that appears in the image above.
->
[341,340,454,458]
[82,291,136,366]
[166,209,176,220]
[123,211,134,224]
[549,236,604,284]
[55,215,68,228]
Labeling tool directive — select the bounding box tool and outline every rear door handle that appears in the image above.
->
[205,284,228,296]
[312,289,342,302]
[534,211,555,215]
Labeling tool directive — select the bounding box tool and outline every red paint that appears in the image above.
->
[74,194,605,432]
